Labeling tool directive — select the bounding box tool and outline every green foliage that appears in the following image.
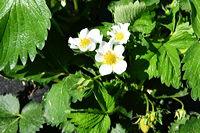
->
[111,123,127,133]
[1,0,200,132]
[131,12,156,34]
[67,109,111,133]
[0,0,51,70]
[0,94,19,133]
[178,117,200,133]
[19,102,44,133]
[182,42,200,100]
[43,80,71,125]
[0,95,44,133]
[190,0,200,38]
[112,1,146,23]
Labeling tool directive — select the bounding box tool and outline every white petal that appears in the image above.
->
[88,29,102,43]
[88,43,96,51]
[78,46,87,52]
[114,45,125,57]
[95,53,103,62]
[79,28,89,38]
[68,37,79,49]
[113,60,127,74]
[107,31,115,37]
[99,64,112,76]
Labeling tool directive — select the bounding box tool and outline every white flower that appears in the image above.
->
[68,28,103,52]
[95,41,127,76]
[107,23,130,45]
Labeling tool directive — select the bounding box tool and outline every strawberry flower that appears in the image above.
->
[95,41,127,76]
[107,23,130,45]
[68,28,103,52]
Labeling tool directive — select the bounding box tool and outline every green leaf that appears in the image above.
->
[111,123,127,133]
[0,117,19,133]
[182,42,200,100]
[59,119,75,133]
[0,94,19,117]
[113,1,146,23]
[19,102,44,133]
[63,71,94,103]
[131,12,156,34]
[158,44,181,88]
[178,117,200,133]
[141,43,181,88]
[0,94,20,133]
[2,56,63,85]
[141,0,159,6]
[93,86,115,113]
[67,109,111,133]
[108,0,134,13]
[0,0,51,70]
[179,0,191,11]
[167,23,195,53]
[43,81,71,125]
[190,0,200,38]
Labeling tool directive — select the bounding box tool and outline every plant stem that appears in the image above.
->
[93,75,101,80]
[172,97,184,109]
[73,0,78,12]
[144,93,149,113]
[149,99,154,112]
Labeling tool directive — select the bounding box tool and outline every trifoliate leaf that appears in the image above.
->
[113,1,146,23]
[93,86,115,113]
[67,109,111,133]
[0,94,20,133]
[108,0,134,13]
[140,43,181,88]
[0,0,51,70]
[169,115,189,133]
[131,12,156,34]
[190,0,200,38]
[111,123,127,133]
[63,71,94,103]
[19,102,44,133]
[182,42,200,100]
[43,81,71,125]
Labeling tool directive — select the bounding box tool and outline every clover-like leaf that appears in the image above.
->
[19,102,44,133]
[0,0,51,70]
[67,109,111,133]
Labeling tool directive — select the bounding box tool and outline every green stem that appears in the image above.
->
[144,93,149,113]
[149,99,154,112]
[172,97,184,109]
[93,75,101,80]
[73,0,78,12]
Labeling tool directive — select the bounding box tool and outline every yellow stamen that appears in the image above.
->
[103,51,117,65]
[80,38,90,48]
[115,32,124,41]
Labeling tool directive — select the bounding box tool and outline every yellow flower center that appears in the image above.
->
[103,51,117,65]
[80,38,90,48]
[115,32,124,41]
